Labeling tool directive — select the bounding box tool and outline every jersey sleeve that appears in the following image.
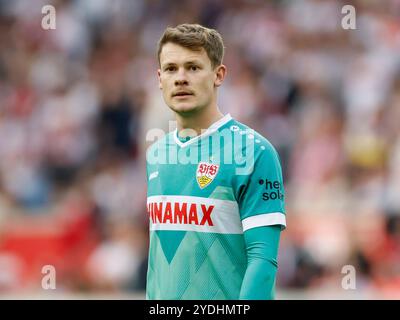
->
[237,141,286,231]
[239,225,281,299]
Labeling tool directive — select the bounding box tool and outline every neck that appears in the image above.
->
[176,106,224,138]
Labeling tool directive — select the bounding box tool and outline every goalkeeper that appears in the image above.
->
[146,23,286,300]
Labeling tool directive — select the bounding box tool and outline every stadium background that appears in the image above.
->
[0,0,399,299]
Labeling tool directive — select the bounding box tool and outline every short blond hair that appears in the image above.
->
[157,24,225,69]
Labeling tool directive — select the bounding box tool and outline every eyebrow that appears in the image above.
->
[162,60,203,68]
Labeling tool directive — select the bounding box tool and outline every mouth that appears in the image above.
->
[172,91,194,98]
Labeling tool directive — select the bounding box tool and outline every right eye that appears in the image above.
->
[165,66,176,72]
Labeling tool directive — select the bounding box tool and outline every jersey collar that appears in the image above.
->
[173,113,233,148]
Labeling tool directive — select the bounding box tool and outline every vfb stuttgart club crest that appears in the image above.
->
[196,162,220,189]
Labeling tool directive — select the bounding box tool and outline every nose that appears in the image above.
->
[175,79,188,86]
[174,68,188,86]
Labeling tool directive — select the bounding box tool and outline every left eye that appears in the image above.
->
[190,66,198,71]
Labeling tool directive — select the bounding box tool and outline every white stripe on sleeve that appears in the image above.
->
[242,212,286,232]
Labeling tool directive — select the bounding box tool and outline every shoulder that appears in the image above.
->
[228,119,280,161]
[146,131,174,162]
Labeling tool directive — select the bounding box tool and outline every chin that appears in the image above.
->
[170,103,200,115]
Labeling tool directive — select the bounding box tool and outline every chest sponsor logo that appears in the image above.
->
[196,162,219,189]
[146,196,243,234]
[147,201,214,226]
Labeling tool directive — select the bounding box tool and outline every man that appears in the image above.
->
[146,24,286,300]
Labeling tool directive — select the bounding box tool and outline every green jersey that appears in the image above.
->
[146,114,286,300]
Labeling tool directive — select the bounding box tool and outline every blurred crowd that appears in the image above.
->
[0,0,400,298]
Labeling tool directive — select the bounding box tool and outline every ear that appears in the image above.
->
[214,64,227,87]
[157,69,162,90]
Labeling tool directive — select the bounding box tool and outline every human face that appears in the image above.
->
[158,42,225,115]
